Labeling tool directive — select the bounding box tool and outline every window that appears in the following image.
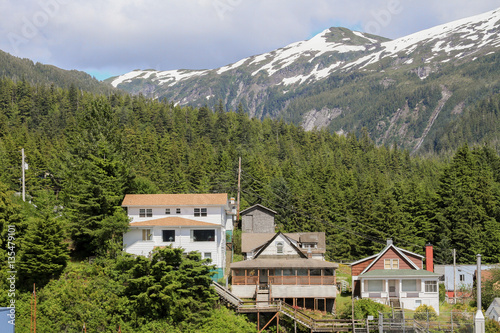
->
[139,209,152,217]
[460,274,465,282]
[142,229,152,241]
[297,269,308,276]
[367,280,383,292]
[176,208,181,214]
[162,230,175,242]
[384,259,399,269]
[165,208,170,215]
[204,252,212,260]
[425,281,437,293]
[276,241,284,254]
[415,300,422,306]
[194,208,207,217]
[402,279,417,291]
[192,229,215,242]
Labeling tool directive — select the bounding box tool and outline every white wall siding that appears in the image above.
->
[128,206,226,225]
[232,285,257,298]
[123,226,224,269]
[272,285,337,298]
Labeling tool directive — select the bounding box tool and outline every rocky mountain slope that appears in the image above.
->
[108,7,500,153]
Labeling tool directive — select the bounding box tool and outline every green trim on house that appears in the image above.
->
[360,269,441,278]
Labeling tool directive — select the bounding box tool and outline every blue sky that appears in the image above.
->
[0,0,498,81]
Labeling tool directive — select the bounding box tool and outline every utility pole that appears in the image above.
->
[237,156,241,221]
[453,249,456,304]
[21,148,26,202]
[474,254,485,333]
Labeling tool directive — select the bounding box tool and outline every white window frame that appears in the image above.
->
[140,209,153,218]
[194,208,207,217]
[276,241,284,254]
[204,252,212,260]
[424,281,437,293]
[384,259,399,269]
[176,208,181,214]
[165,208,170,215]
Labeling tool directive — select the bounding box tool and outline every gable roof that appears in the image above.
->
[129,216,219,227]
[353,243,422,275]
[254,232,307,259]
[122,193,228,207]
[241,232,326,254]
[240,204,277,215]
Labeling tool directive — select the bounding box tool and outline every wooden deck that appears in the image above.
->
[212,282,363,332]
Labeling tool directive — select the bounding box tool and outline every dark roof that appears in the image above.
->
[241,232,326,253]
[240,204,277,215]
[230,258,339,269]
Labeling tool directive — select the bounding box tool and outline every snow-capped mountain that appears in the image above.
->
[108,7,500,152]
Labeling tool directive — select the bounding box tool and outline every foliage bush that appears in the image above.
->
[414,304,438,321]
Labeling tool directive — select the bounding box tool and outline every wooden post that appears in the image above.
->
[33,283,36,333]
[237,156,241,221]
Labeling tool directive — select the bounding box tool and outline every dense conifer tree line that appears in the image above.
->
[0,77,499,331]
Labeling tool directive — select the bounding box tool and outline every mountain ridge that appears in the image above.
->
[104,7,500,152]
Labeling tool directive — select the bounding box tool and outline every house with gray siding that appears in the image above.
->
[240,204,276,233]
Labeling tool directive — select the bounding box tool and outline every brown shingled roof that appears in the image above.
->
[241,232,326,253]
[129,216,219,227]
[230,258,338,269]
[122,193,228,207]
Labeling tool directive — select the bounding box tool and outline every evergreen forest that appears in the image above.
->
[0,77,500,331]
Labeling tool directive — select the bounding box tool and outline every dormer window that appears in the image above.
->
[384,259,399,269]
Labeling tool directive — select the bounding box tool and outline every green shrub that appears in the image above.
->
[414,304,438,321]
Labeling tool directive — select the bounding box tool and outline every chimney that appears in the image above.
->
[387,239,393,246]
[425,242,434,272]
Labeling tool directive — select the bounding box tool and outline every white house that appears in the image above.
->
[486,298,500,322]
[122,193,235,280]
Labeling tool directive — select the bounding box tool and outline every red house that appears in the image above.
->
[351,239,441,313]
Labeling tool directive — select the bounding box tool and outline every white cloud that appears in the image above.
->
[0,0,498,79]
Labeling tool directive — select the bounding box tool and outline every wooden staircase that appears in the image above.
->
[256,288,269,307]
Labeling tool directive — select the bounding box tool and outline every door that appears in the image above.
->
[259,269,268,289]
[388,280,397,297]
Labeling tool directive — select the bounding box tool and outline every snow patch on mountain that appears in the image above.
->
[110,69,208,88]
[249,28,367,77]
[344,7,500,71]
